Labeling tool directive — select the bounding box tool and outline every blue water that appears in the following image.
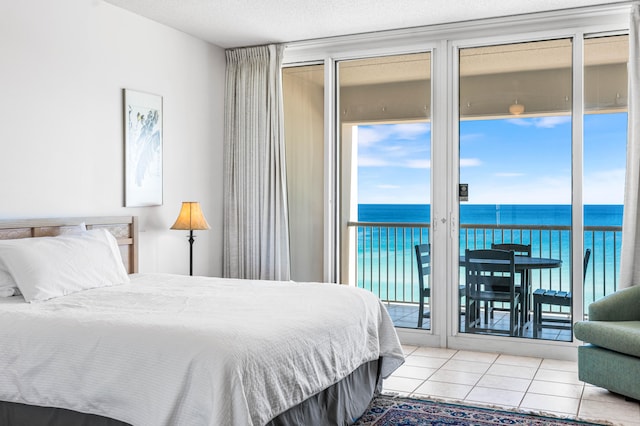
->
[358,204,623,226]
[355,204,622,305]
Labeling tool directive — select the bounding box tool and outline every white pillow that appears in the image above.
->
[0,285,15,297]
[0,269,14,288]
[0,256,18,297]
[0,223,87,298]
[0,229,130,303]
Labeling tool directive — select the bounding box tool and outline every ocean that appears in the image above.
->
[358,204,623,226]
[354,204,622,305]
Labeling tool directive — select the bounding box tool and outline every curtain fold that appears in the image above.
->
[223,44,291,281]
[620,5,640,288]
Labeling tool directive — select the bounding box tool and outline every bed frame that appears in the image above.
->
[0,215,381,425]
[0,216,138,274]
[0,216,139,425]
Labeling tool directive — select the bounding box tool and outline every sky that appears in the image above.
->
[357,113,627,205]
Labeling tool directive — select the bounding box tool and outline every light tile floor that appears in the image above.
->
[384,345,640,426]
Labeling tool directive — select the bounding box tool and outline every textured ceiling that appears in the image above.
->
[103,0,625,49]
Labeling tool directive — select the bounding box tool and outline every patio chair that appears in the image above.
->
[415,244,465,328]
[465,249,521,336]
[532,248,591,338]
[415,243,431,328]
[490,243,531,255]
[490,243,530,324]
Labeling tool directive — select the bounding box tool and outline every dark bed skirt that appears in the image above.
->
[0,359,381,426]
[0,402,131,426]
[267,358,381,426]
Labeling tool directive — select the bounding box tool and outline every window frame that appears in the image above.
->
[281,4,631,359]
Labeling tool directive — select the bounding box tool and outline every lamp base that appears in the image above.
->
[188,230,195,276]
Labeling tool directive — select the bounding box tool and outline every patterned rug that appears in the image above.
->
[353,394,608,425]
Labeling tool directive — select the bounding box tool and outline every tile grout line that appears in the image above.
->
[465,351,501,405]
[469,352,535,409]
[517,356,543,412]
[396,347,640,425]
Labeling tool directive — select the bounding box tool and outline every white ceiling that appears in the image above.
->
[103,0,625,49]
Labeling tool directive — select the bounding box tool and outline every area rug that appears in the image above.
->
[353,394,608,425]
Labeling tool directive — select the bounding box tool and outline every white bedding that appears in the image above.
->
[0,273,404,426]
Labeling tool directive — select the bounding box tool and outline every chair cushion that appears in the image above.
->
[574,321,640,358]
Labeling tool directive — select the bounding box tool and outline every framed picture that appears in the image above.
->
[123,89,163,207]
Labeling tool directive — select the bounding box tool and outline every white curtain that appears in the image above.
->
[223,44,291,281]
[620,4,640,289]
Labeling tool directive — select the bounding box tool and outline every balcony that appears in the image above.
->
[347,220,621,340]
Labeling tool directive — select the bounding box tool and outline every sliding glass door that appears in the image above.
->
[337,53,433,330]
[458,39,573,341]
[281,5,631,356]
[582,35,629,315]
[456,35,628,342]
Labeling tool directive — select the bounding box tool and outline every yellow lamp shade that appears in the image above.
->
[171,202,210,231]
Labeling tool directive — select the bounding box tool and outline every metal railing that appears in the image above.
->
[347,221,621,313]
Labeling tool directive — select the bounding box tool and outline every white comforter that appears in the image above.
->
[0,273,404,426]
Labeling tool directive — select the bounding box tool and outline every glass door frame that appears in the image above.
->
[281,4,631,359]
[446,32,585,358]
[333,46,443,349]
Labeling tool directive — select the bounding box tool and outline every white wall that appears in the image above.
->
[0,0,225,276]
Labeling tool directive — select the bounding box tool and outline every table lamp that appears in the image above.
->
[171,201,210,275]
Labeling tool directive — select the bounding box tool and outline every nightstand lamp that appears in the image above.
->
[171,201,210,276]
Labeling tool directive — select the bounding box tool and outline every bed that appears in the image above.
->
[0,216,404,426]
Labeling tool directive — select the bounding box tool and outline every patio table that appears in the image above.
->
[459,254,562,331]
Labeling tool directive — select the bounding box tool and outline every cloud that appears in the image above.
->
[460,133,484,142]
[506,118,532,127]
[406,159,431,169]
[507,116,571,128]
[359,157,431,168]
[357,127,388,146]
[583,168,625,204]
[460,158,482,167]
[535,116,571,128]
[357,123,430,147]
[357,122,432,168]
[390,123,431,139]
[469,175,571,204]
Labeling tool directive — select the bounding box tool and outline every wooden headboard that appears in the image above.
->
[0,216,139,274]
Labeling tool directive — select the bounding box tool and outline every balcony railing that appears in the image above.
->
[347,221,621,314]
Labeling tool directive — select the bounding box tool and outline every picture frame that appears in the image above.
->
[123,89,163,207]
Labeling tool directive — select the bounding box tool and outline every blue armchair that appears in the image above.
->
[574,285,640,401]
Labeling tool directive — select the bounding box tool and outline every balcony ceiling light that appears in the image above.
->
[509,100,525,115]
